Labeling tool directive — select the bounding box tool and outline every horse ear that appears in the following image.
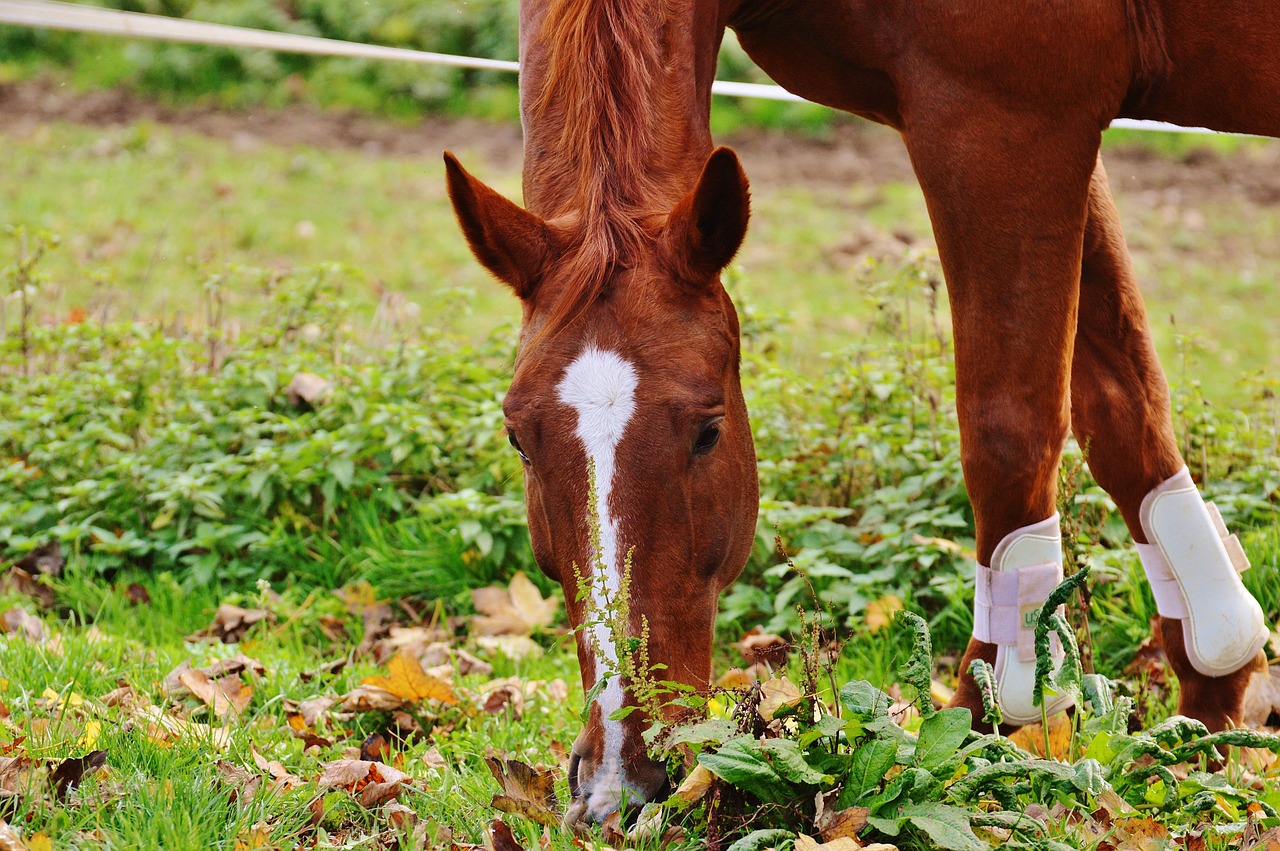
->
[663,146,751,283]
[444,152,550,299]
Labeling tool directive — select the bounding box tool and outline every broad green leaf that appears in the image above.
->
[1070,758,1108,795]
[328,457,354,489]
[798,712,846,748]
[698,736,793,805]
[837,738,897,807]
[899,802,985,851]
[725,829,795,851]
[839,680,893,719]
[663,718,738,750]
[759,738,832,786]
[913,708,970,771]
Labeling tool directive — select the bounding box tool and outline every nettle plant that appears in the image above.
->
[605,576,1280,851]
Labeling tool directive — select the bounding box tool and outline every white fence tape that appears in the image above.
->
[0,0,1227,136]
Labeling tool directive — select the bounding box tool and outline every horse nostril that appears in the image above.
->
[567,751,582,798]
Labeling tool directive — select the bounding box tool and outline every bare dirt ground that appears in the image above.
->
[6,78,1279,207]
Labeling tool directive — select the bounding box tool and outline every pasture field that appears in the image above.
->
[3,89,1280,849]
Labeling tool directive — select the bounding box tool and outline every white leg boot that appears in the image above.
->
[1136,467,1267,677]
[972,514,1075,726]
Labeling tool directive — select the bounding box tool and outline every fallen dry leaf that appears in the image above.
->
[0,820,31,851]
[487,819,527,851]
[318,759,410,808]
[475,678,526,718]
[472,573,558,637]
[50,750,107,801]
[233,821,273,850]
[178,668,253,717]
[125,583,151,606]
[251,747,303,791]
[360,652,458,705]
[485,754,560,827]
[1009,711,1073,760]
[286,372,332,407]
[732,627,790,668]
[758,676,804,722]
[0,609,45,642]
[136,706,231,751]
[1243,666,1280,728]
[795,836,865,851]
[671,764,715,805]
[474,635,544,661]
[188,604,274,644]
[864,595,904,633]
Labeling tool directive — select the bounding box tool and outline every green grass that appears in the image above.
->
[3,119,1279,394]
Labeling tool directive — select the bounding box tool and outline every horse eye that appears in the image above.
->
[693,422,722,456]
[508,431,530,464]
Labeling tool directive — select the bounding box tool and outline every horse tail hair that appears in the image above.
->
[1123,0,1170,104]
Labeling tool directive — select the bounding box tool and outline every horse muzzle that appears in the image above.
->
[563,729,670,826]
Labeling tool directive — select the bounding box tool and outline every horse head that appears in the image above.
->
[446,147,759,823]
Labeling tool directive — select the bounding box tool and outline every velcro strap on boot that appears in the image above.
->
[974,562,1063,662]
[1139,467,1267,678]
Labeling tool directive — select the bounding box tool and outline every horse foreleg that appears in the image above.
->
[1069,159,1266,731]
[898,108,1103,730]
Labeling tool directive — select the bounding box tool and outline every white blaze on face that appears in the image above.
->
[556,345,641,820]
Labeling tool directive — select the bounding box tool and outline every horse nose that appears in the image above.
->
[563,731,670,825]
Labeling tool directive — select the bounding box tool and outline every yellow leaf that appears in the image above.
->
[77,720,102,750]
[864,595,904,633]
[0,678,7,692]
[1009,711,1073,759]
[361,653,457,705]
[507,572,558,630]
[672,764,715,805]
[28,832,53,851]
[757,676,804,721]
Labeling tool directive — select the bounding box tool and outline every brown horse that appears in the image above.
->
[446,0,1280,824]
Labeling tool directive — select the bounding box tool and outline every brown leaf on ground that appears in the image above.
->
[318,759,410,807]
[0,756,36,798]
[0,819,32,851]
[299,657,348,683]
[485,754,560,827]
[50,750,107,801]
[0,609,45,642]
[15,542,63,578]
[215,760,261,803]
[359,734,390,764]
[795,836,867,851]
[371,627,452,664]
[475,678,525,718]
[201,654,265,680]
[188,604,274,644]
[250,747,303,791]
[488,819,527,851]
[473,635,544,661]
[336,685,406,714]
[232,821,273,850]
[814,793,869,842]
[178,668,253,717]
[360,652,458,705]
[0,565,55,610]
[732,627,790,668]
[716,667,757,689]
[136,706,231,751]
[472,573,559,636]
[286,696,336,730]
[124,583,151,606]
[1111,817,1170,851]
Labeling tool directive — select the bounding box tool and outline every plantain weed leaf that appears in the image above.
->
[759,738,832,786]
[698,736,793,805]
[913,707,971,772]
[725,829,795,851]
[1070,758,1109,795]
[662,718,738,751]
[1081,673,1114,716]
[839,680,894,720]
[837,737,898,807]
[897,802,986,851]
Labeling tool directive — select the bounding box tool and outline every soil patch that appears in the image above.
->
[5,78,1278,206]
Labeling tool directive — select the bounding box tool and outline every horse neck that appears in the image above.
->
[518,0,725,221]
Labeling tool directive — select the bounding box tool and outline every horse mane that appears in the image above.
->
[1123,0,1170,103]
[525,0,681,343]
